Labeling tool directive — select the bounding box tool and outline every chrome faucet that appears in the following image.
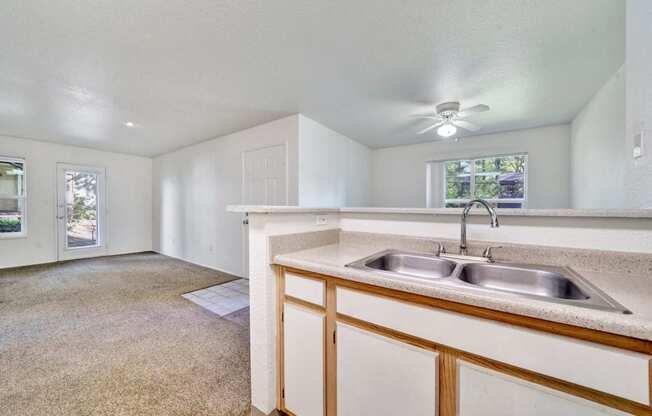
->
[434,242,447,256]
[460,199,499,255]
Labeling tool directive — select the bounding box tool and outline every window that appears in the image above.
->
[443,154,527,208]
[0,157,26,237]
[64,170,99,248]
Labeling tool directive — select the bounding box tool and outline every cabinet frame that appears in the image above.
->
[276,265,652,416]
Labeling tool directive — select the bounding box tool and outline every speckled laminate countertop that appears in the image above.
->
[274,243,652,341]
[227,205,652,218]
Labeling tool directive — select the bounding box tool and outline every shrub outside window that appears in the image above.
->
[0,157,26,237]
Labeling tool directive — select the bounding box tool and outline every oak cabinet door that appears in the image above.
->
[336,322,438,416]
[283,303,325,416]
[458,362,630,416]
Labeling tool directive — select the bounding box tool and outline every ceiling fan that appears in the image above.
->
[414,101,490,138]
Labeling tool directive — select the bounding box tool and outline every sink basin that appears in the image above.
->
[457,263,589,300]
[346,250,631,314]
[349,250,456,280]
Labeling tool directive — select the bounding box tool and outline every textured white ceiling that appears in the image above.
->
[0,0,624,156]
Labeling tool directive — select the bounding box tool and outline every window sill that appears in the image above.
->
[0,232,27,240]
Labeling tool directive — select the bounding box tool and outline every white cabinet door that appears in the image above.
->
[283,303,325,416]
[336,287,651,405]
[458,361,630,416]
[336,322,438,416]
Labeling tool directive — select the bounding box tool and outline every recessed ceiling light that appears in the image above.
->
[124,121,135,127]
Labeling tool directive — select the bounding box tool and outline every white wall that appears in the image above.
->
[298,115,370,207]
[152,115,300,277]
[152,114,370,276]
[369,125,571,209]
[0,135,152,269]
[570,66,626,209]
[339,212,652,253]
[625,0,652,208]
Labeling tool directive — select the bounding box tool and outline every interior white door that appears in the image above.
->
[241,144,287,277]
[242,144,287,206]
[283,302,325,416]
[458,361,629,416]
[56,163,107,261]
[336,322,438,416]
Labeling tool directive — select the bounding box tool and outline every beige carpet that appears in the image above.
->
[0,252,251,416]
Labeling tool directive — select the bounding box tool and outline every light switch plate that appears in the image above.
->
[633,132,643,158]
[315,215,328,225]
[633,130,647,159]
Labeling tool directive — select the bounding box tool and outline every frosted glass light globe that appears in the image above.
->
[437,123,457,137]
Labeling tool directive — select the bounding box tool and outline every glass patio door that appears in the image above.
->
[57,164,106,260]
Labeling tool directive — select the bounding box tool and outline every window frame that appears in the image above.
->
[0,156,27,239]
[442,153,528,208]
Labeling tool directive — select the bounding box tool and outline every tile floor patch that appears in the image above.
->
[183,279,249,317]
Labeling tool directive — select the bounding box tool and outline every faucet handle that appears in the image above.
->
[482,245,503,263]
[434,242,447,256]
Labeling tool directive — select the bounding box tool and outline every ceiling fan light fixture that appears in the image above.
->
[414,101,488,137]
[437,123,457,137]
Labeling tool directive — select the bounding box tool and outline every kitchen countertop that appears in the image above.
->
[228,205,652,218]
[274,243,652,341]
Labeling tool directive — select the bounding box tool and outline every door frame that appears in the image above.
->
[56,163,108,261]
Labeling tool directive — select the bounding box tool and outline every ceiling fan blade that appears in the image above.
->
[410,114,440,120]
[452,119,480,131]
[416,122,442,135]
[458,104,490,117]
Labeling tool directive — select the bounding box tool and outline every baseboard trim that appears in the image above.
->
[152,250,246,279]
[0,250,155,272]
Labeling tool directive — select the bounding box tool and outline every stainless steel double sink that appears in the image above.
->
[346,250,630,314]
